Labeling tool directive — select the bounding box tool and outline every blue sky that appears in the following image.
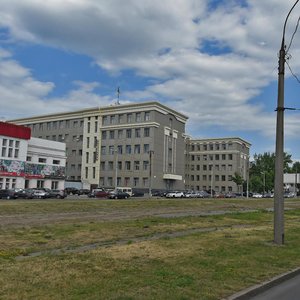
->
[1,0,300,160]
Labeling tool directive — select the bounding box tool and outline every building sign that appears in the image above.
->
[25,164,65,179]
[0,159,65,179]
[0,159,25,177]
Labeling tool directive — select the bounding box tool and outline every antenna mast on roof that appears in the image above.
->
[116,87,120,105]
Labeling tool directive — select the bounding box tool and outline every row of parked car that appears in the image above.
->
[0,188,66,200]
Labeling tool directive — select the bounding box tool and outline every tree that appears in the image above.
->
[232,172,244,194]
[249,152,292,193]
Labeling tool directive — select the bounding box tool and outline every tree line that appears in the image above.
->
[232,152,299,194]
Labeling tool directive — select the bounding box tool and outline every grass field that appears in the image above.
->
[1,197,300,299]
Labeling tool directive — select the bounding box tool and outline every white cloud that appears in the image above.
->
[0,0,300,149]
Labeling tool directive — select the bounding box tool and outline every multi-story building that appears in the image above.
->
[10,102,188,192]
[0,122,66,190]
[185,137,251,193]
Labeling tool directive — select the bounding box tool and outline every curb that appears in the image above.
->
[225,267,300,300]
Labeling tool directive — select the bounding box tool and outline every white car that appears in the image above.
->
[252,193,263,198]
[166,191,185,198]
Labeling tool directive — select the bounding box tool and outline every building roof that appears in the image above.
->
[9,101,189,124]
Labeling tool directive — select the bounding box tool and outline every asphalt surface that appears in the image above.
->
[249,273,300,300]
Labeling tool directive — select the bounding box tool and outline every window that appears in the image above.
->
[93,167,96,179]
[209,144,214,150]
[100,162,105,171]
[102,116,108,125]
[117,145,123,154]
[228,154,233,160]
[126,129,132,138]
[37,180,44,188]
[203,144,207,151]
[93,152,97,163]
[144,112,150,121]
[86,152,89,163]
[144,144,150,153]
[85,167,88,179]
[118,130,123,139]
[109,146,114,155]
[135,128,141,138]
[144,127,150,137]
[39,123,43,130]
[94,137,98,148]
[95,121,98,133]
[118,161,122,170]
[87,137,90,148]
[87,122,91,133]
[111,115,116,124]
[108,161,114,170]
[79,149,83,156]
[126,145,131,154]
[127,113,132,123]
[143,161,149,170]
[136,113,141,122]
[72,150,76,156]
[47,122,51,130]
[125,161,131,170]
[134,161,140,170]
[134,145,140,154]
[38,158,47,163]
[133,177,139,187]
[109,130,115,139]
[143,178,149,187]
[51,181,59,189]
[215,154,220,160]
[102,131,107,140]
[222,154,226,160]
[119,114,124,123]
[26,156,32,161]
[52,121,57,129]
[53,160,60,165]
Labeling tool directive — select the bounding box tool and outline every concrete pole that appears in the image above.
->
[274,45,285,245]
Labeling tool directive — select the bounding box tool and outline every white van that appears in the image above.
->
[116,187,132,196]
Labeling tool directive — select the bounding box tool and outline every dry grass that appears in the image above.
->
[0,198,300,299]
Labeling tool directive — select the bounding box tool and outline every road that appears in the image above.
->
[249,273,300,300]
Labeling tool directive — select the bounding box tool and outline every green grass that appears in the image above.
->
[1,198,300,299]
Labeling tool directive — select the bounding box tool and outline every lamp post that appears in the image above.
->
[274,0,299,245]
[149,150,154,197]
[210,163,213,198]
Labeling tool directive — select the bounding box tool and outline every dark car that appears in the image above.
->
[108,191,130,199]
[0,189,19,199]
[17,188,35,199]
[88,188,109,198]
[49,189,66,199]
[78,189,90,195]
[65,187,80,195]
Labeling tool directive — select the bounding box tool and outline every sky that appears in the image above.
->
[1,0,300,160]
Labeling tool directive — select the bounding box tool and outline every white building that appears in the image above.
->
[0,122,66,190]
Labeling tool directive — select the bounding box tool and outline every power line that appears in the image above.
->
[286,15,300,54]
[286,59,300,84]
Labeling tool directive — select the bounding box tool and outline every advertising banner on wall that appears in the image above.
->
[0,159,65,179]
[0,159,25,177]
[24,163,65,179]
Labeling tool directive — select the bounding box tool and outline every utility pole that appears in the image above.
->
[274,0,299,245]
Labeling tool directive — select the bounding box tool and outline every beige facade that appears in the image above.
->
[185,137,251,193]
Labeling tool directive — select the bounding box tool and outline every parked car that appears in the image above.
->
[132,191,144,197]
[252,193,263,198]
[185,192,198,198]
[65,187,80,195]
[108,191,130,199]
[88,188,109,198]
[225,192,237,198]
[17,188,35,199]
[32,189,50,199]
[78,189,90,195]
[214,192,225,198]
[165,191,185,198]
[284,192,295,198]
[49,189,66,199]
[0,189,19,199]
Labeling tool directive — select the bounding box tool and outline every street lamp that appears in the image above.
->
[209,163,213,198]
[274,0,299,245]
[149,150,154,197]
